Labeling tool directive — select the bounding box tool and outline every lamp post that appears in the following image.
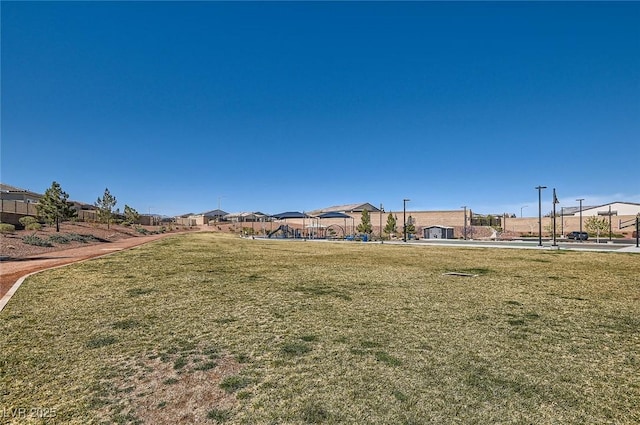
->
[576,198,585,243]
[403,198,410,242]
[608,205,612,242]
[215,196,226,223]
[552,188,558,247]
[520,205,528,218]
[379,203,384,243]
[461,206,467,240]
[636,213,639,248]
[535,186,547,247]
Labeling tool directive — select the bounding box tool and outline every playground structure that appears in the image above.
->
[267,225,301,239]
[619,215,640,247]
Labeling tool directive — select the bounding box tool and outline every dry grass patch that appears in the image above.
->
[95,346,245,424]
[0,232,638,424]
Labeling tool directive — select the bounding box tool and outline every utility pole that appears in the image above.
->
[535,186,547,247]
[552,188,558,247]
[403,199,410,242]
[576,198,585,242]
[379,203,384,244]
[461,206,467,240]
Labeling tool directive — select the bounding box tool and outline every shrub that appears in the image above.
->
[25,223,42,231]
[66,233,98,243]
[136,227,149,235]
[48,234,71,244]
[23,235,53,247]
[19,216,38,227]
[0,223,16,235]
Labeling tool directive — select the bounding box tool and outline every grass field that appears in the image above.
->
[1,233,639,424]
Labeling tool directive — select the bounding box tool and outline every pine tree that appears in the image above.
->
[37,181,77,232]
[95,188,117,229]
[383,213,397,238]
[406,215,416,237]
[356,209,373,234]
[123,205,140,225]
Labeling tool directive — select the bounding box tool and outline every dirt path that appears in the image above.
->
[0,232,177,307]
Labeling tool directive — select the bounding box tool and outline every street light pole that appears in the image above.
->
[379,203,384,243]
[552,188,558,247]
[216,196,226,223]
[520,205,528,218]
[461,206,467,240]
[576,198,585,243]
[608,205,612,242]
[403,198,410,242]
[535,186,547,247]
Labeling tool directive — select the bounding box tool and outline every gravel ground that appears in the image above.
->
[1,222,169,259]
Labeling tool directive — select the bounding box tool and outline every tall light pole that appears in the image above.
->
[461,206,467,240]
[403,198,410,242]
[552,188,558,247]
[576,198,585,242]
[217,196,226,223]
[520,205,528,218]
[379,203,384,243]
[535,186,547,247]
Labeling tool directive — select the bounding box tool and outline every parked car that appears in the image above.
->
[567,231,588,240]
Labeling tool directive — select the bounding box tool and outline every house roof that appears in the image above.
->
[580,201,640,211]
[0,183,42,198]
[308,203,381,215]
[201,209,228,217]
[224,212,269,219]
[561,206,594,215]
[563,202,640,216]
[0,183,30,192]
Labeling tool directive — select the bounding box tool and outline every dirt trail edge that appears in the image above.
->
[0,232,177,312]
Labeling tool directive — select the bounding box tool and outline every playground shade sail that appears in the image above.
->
[317,211,352,219]
[271,211,310,219]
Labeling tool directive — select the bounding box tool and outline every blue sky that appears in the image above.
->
[2,1,639,217]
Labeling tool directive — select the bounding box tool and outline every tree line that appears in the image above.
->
[356,209,416,240]
[33,181,139,232]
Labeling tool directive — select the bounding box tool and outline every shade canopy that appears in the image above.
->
[317,211,352,219]
[271,211,310,219]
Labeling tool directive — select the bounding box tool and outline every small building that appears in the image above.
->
[424,225,454,239]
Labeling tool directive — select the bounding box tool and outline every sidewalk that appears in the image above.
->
[0,232,175,311]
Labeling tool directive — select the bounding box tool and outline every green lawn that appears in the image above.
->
[1,233,639,424]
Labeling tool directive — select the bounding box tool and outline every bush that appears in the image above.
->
[136,227,149,235]
[66,233,98,243]
[25,223,42,231]
[0,223,16,235]
[48,234,71,244]
[23,235,53,247]
[19,216,38,227]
